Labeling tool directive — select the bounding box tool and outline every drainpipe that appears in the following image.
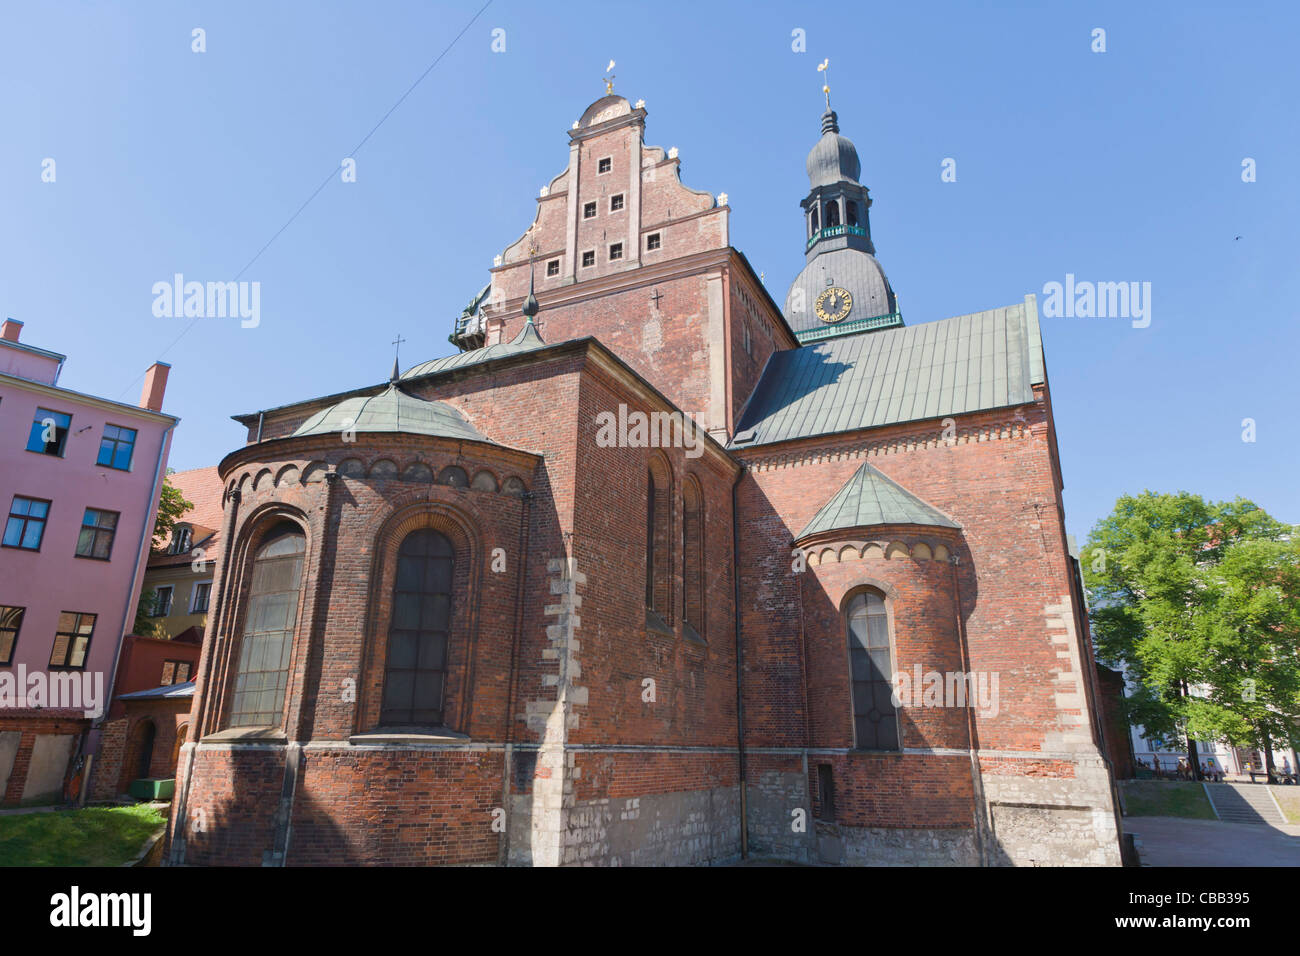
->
[731,468,748,860]
[793,538,811,767]
[948,550,987,866]
[87,420,176,790]
[500,490,534,866]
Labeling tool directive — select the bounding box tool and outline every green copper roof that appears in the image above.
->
[403,318,546,381]
[292,383,489,443]
[733,296,1044,448]
[797,463,959,540]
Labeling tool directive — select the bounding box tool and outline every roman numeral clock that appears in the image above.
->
[815,286,853,323]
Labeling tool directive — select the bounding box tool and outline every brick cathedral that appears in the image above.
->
[167,85,1122,866]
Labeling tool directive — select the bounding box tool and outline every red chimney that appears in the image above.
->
[1,319,22,342]
[140,361,171,412]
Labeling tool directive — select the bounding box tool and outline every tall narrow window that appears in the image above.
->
[381,529,454,727]
[846,589,898,750]
[825,199,840,227]
[645,470,656,611]
[846,201,858,226]
[809,207,819,235]
[191,581,212,613]
[0,606,24,665]
[152,585,174,617]
[682,479,704,639]
[228,524,305,728]
[646,460,670,629]
[816,764,836,820]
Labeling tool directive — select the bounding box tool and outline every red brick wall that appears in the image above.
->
[1095,665,1135,779]
[0,713,87,806]
[738,400,1082,758]
[290,748,503,865]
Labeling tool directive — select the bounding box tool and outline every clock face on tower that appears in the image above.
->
[814,286,853,324]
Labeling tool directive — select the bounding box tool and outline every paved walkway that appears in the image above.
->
[1126,816,1300,866]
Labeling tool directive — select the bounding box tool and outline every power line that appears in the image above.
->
[117,0,494,401]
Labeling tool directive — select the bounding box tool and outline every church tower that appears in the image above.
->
[784,74,902,344]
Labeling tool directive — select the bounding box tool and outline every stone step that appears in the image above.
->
[1205,783,1286,825]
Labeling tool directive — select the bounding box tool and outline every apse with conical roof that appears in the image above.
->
[785,74,901,345]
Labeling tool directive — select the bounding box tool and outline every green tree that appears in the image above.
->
[130,472,194,637]
[150,470,194,553]
[1082,491,1295,781]
[1188,537,1300,781]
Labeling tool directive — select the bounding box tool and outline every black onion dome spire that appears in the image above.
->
[784,70,901,344]
[522,266,539,324]
[806,109,862,188]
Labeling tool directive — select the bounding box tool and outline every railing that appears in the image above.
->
[806,223,869,251]
[796,311,903,343]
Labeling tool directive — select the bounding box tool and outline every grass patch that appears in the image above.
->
[0,804,166,867]
[1118,780,1217,819]
[1269,787,1300,824]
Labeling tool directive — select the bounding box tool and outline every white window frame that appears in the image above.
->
[153,585,174,618]
[189,580,213,613]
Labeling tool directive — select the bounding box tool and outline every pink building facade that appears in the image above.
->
[0,318,177,805]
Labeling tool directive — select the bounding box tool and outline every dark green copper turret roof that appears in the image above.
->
[797,462,959,540]
[291,383,488,443]
[403,318,546,381]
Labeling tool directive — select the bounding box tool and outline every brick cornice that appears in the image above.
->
[735,407,1040,472]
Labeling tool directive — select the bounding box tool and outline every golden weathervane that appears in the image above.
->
[604,59,616,95]
[818,58,831,108]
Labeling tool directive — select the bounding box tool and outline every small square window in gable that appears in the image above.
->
[583,201,597,220]
[608,243,623,262]
[610,193,624,212]
[581,250,595,268]
[597,156,612,174]
[546,259,560,277]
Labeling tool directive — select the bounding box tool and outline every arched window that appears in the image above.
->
[646,460,671,628]
[229,523,306,728]
[682,478,704,638]
[825,200,840,227]
[645,470,655,610]
[809,207,819,236]
[846,201,858,226]
[846,589,898,750]
[381,529,453,727]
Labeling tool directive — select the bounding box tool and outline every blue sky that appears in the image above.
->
[2,0,1295,542]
